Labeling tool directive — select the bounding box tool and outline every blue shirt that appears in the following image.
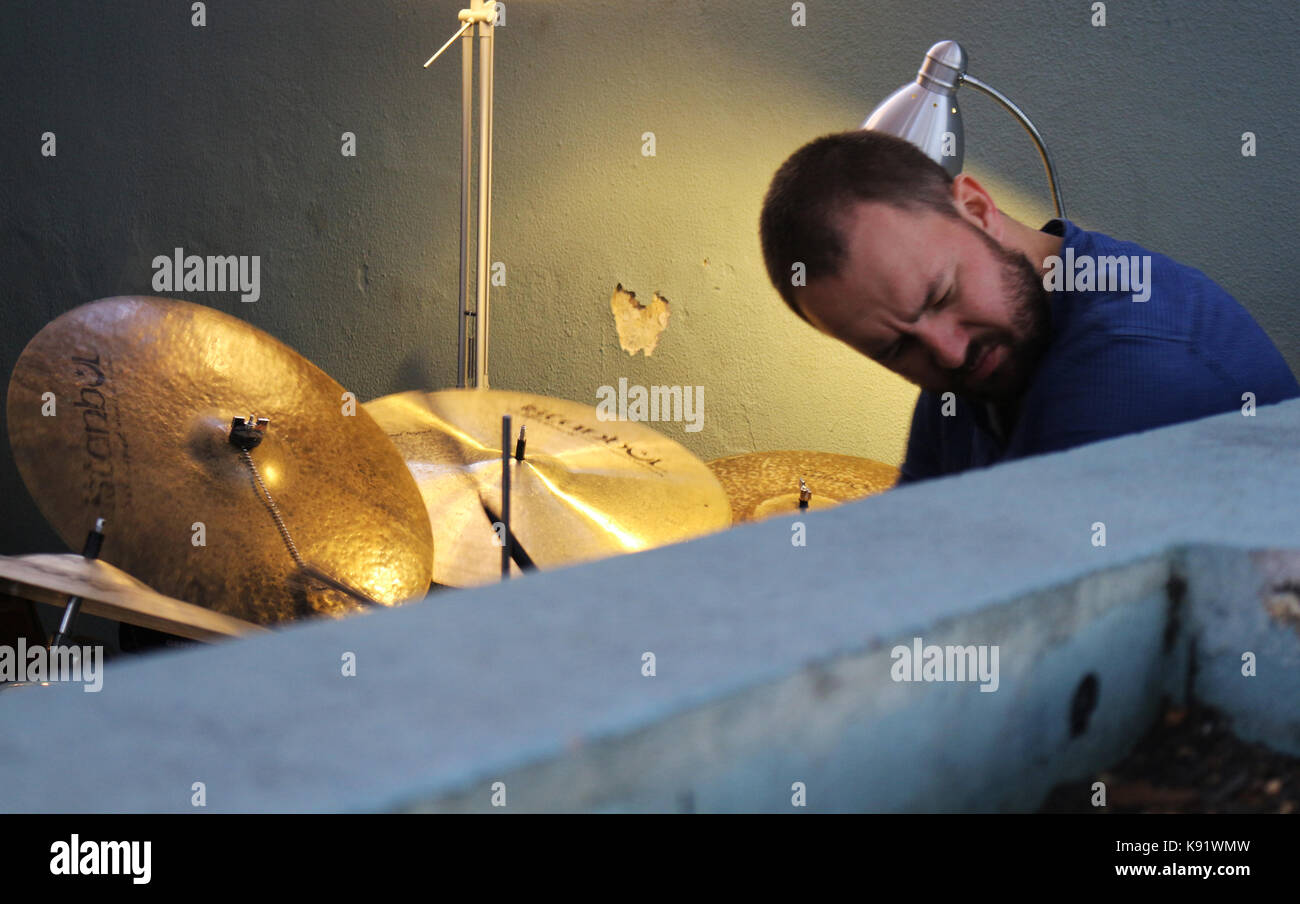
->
[898,219,1300,484]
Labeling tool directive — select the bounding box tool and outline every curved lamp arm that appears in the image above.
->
[961,74,1066,219]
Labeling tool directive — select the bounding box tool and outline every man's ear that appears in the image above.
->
[950,173,1002,239]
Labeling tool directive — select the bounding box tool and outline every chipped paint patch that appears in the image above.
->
[1249,550,1300,638]
[1265,582,1300,637]
[610,283,670,356]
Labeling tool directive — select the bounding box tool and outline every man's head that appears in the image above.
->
[759,130,1052,404]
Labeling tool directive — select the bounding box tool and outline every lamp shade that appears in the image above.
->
[863,40,966,176]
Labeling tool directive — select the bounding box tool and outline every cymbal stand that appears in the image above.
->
[424,0,499,389]
[501,414,511,579]
[49,517,106,648]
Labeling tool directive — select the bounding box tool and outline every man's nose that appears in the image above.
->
[915,317,969,372]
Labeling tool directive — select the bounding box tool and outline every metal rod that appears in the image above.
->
[501,414,511,579]
[422,19,473,69]
[423,0,498,388]
[481,501,537,572]
[961,74,1066,219]
[292,563,384,609]
[457,25,473,388]
[474,7,495,388]
[51,517,105,648]
[508,534,536,571]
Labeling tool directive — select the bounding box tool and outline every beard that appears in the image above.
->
[949,226,1053,405]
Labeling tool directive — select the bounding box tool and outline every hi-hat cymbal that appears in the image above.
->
[6,296,433,624]
[706,450,899,522]
[364,389,733,586]
[0,554,265,642]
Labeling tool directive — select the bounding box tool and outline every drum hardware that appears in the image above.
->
[228,414,269,450]
[49,517,107,648]
[0,297,904,636]
[493,417,537,577]
[479,498,537,574]
[228,415,383,609]
[365,389,732,587]
[500,415,512,579]
[7,296,434,625]
[707,451,900,523]
[0,554,266,642]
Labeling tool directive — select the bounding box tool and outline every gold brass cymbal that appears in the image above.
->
[0,553,266,642]
[706,450,899,522]
[364,389,733,586]
[6,296,434,624]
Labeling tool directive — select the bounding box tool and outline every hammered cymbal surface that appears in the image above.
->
[6,296,433,624]
[707,450,899,522]
[365,389,733,586]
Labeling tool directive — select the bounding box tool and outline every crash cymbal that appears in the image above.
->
[706,450,899,522]
[6,296,433,625]
[0,554,265,642]
[364,389,732,586]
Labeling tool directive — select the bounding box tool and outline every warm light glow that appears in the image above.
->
[396,395,496,454]
[525,465,646,552]
[366,564,403,603]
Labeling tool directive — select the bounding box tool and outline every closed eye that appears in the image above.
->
[879,286,951,362]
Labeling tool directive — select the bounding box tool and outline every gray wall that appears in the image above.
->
[2,0,1297,556]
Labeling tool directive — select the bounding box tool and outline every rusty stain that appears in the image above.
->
[610,283,670,356]
[1249,550,1300,638]
[1265,581,1300,637]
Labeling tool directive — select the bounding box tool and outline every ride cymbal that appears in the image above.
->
[365,389,733,586]
[6,296,433,624]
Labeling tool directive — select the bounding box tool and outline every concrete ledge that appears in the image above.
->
[1181,544,1300,754]
[2,400,1299,812]
[408,554,1182,812]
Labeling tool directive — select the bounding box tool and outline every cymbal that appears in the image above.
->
[706,450,899,522]
[6,296,433,625]
[364,389,733,586]
[0,554,265,642]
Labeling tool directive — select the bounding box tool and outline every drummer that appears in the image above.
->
[758,130,1300,484]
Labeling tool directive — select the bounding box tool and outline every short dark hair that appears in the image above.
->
[759,130,960,324]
